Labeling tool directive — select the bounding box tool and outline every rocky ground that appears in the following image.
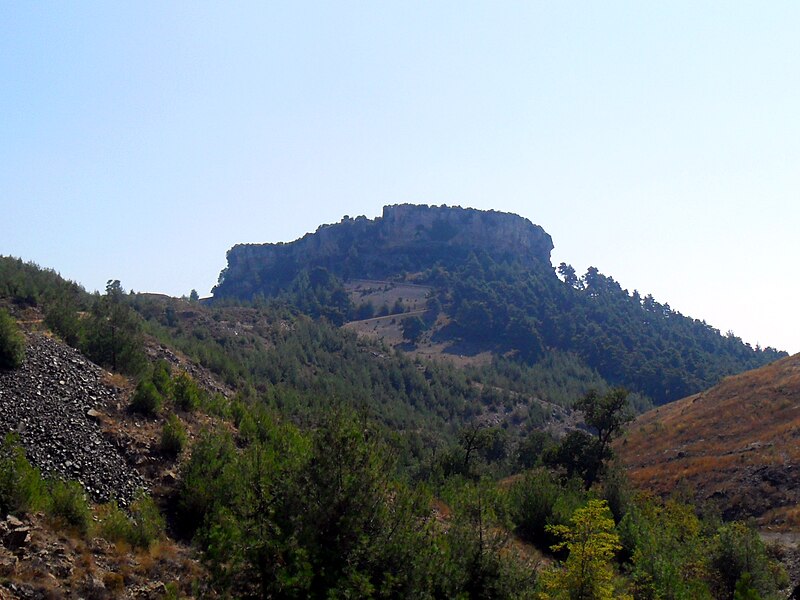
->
[0,330,218,598]
[0,334,145,506]
[0,513,209,599]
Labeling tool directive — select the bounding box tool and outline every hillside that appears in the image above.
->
[211,204,785,405]
[618,353,800,528]
[2,256,799,597]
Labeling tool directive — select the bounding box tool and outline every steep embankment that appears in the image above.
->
[618,353,800,528]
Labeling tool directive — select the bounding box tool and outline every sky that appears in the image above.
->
[1,2,798,354]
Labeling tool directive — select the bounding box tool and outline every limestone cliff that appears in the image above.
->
[213,204,554,300]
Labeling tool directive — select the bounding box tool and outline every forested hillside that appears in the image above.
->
[213,204,784,405]
[1,255,797,598]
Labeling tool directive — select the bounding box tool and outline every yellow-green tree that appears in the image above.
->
[538,499,630,600]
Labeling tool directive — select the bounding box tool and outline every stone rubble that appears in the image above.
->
[0,333,145,505]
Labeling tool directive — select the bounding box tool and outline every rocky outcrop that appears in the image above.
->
[214,204,554,300]
[0,333,145,505]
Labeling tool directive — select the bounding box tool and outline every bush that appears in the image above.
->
[509,468,586,549]
[161,414,187,457]
[49,479,92,535]
[44,299,83,347]
[0,309,25,370]
[0,434,48,515]
[96,500,133,544]
[96,493,165,550]
[130,379,163,416]
[127,492,165,549]
[151,359,173,397]
[709,521,788,599]
[173,371,200,411]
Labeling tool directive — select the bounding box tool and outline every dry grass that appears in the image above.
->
[618,353,800,528]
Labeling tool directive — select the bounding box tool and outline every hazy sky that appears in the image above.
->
[2,3,798,354]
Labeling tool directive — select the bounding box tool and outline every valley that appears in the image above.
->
[0,205,797,599]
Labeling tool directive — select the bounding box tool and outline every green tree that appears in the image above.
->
[83,280,145,374]
[160,413,187,456]
[0,308,25,370]
[709,522,787,600]
[173,370,201,411]
[556,388,632,489]
[44,297,83,347]
[618,499,712,599]
[540,499,630,600]
[401,315,426,344]
[130,378,163,416]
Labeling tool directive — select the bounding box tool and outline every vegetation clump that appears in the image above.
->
[130,378,163,416]
[0,308,25,370]
[160,413,187,456]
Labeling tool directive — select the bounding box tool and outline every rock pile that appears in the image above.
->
[0,333,145,505]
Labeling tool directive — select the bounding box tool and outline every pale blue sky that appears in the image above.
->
[2,2,798,353]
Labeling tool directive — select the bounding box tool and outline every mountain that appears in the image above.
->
[214,204,554,299]
[212,204,785,405]
[618,353,800,527]
[2,255,798,597]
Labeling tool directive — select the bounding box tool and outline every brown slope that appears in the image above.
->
[618,353,800,529]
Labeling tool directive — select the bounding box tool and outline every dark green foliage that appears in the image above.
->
[83,280,146,374]
[176,429,238,535]
[436,478,534,599]
[126,492,166,549]
[0,434,48,515]
[179,410,536,598]
[468,351,615,411]
[508,468,586,550]
[151,359,173,397]
[282,267,352,325]
[130,378,163,416]
[544,389,632,489]
[400,315,426,344]
[0,308,25,370]
[96,494,165,550]
[133,295,488,461]
[0,256,86,309]
[734,573,762,600]
[516,430,556,470]
[709,522,788,600]
[172,370,201,411]
[48,479,92,535]
[160,414,187,456]
[44,296,83,347]
[439,257,785,405]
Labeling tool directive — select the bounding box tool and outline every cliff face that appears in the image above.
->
[214,204,554,300]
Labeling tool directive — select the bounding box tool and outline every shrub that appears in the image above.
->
[127,492,165,549]
[509,468,585,549]
[0,434,48,515]
[49,479,92,535]
[161,414,187,457]
[0,309,25,370]
[96,500,133,544]
[44,299,83,347]
[709,521,788,599]
[130,379,163,416]
[151,359,173,397]
[96,493,165,550]
[173,371,200,411]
